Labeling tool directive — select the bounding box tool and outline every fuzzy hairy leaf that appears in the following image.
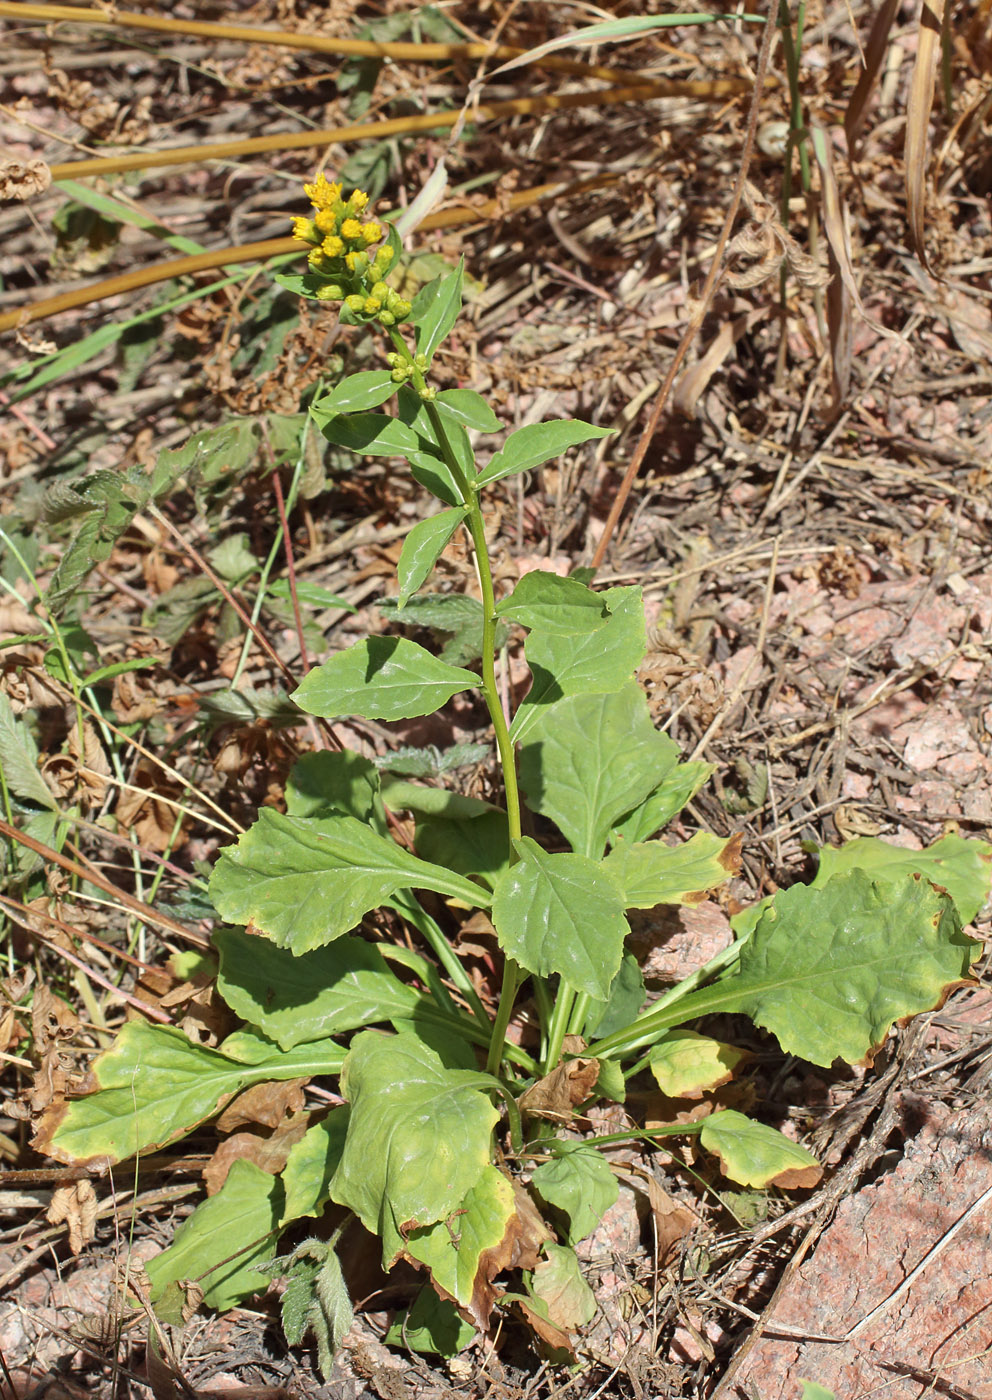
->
[293,636,478,721]
[332,1031,501,1267]
[39,1022,343,1167]
[0,694,57,810]
[147,1159,283,1310]
[210,809,488,954]
[519,683,680,857]
[214,928,424,1048]
[491,837,629,999]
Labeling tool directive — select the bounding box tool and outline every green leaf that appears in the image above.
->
[41,1022,343,1166]
[0,694,57,810]
[396,509,467,607]
[214,928,424,1048]
[612,759,715,845]
[603,831,738,908]
[146,1159,283,1310]
[491,837,629,999]
[648,1031,746,1099]
[495,571,610,635]
[519,683,680,857]
[413,259,464,365]
[476,420,614,485]
[583,951,645,1040]
[530,1243,596,1330]
[332,1030,501,1267]
[396,386,463,506]
[314,371,397,415]
[281,1109,350,1222]
[699,1110,822,1189]
[285,751,382,824]
[293,636,478,722]
[510,586,646,745]
[530,1145,619,1245]
[416,809,511,890]
[813,834,992,926]
[386,1288,476,1356]
[209,809,488,954]
[268,579,354,611]
[435,388,501,433]
[311,409,422,458]
[380,592,505,667]
[279,1241,353,1379]
[799,1384,837,1400]
[719,870,977,1066]
[403,1164,515,1313]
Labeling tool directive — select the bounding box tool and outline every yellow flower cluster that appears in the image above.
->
[291,173,412,326]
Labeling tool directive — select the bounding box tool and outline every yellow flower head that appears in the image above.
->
[360,220,383,246]
[292,216,321,245]
[340,218,363,243]
[313,208,339,235]
[321,234,345,259]
[349,189,370,212]
[303,173,342,211]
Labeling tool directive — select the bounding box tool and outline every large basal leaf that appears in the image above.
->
[312,370,397,415]
[281,1108,350,1223]
[510,586,647,745]
[396,508,467,606]
[519,683,680,858]
[214,928,424,1048]
[146,1158,283,1310]
[611,758,715,845]
[603,831,740,908]
[403,1164,515,1317]
[495,571,610,636]
[699,1110,822,1189]
[210,809,488,953]
[529,1243,596,1330]
[285,750,383,826]
[332,1030,501,1267]
[415,809,511,890]
[491,837,629,1000]
[720,869,977,1066]
[584,951,645,1041]
[476,420,614,485]
[529,1144,619,1245]
[648,1030,746,1099]
[38,1022,343,1167]
[293,636,478,721]
[814,834,992,926]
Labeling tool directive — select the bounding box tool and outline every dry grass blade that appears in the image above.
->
[905,0,947,272]
[844,0,901,154]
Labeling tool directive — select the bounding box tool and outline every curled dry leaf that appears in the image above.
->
[905,0,947,271]
[725,183,829,293]
[203,1112,309,1196]
[517,1056,600,1123]
[116,757,190,852]
[47,1179,99,1255]
[0,158,52,201]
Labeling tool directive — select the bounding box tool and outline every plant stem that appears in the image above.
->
[543,984,576,1072]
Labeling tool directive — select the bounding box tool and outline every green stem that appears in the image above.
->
[543,984,576,1072]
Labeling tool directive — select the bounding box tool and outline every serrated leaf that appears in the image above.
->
[0,694,57,810]
[495,571,610,635]
[214,928,424,1048]
[510,586,646,745]
[491,837,628,999]
[648,1031,746,1099]
[814,834,992,925]
[403,1164,515,1311]
[684,870,978,1067]
[147,1159,283,1310]
[530,1145,619,1245]
[530,1243,596,1330]
[332,1031,501,1267]
[413,259,463,364]
[209,809,488,954]
[281,1109,350,1222]
[314,371,397,415]
[699,1110,822,1189]
[396,509,467,606]
[310,408,422,458]
[293,636,478,722]
[477,420,614,485]
[435,388,501,433]
[279,1241,353,1379]
[519,683,680,858]
[603,831,739,908]
[39,1022,344,1166]
[612,759,715,845]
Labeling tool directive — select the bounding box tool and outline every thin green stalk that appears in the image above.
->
[543,984,577,1072]
[567,991,592,1037]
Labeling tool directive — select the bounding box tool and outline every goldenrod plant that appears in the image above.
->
[38,184,989,1365]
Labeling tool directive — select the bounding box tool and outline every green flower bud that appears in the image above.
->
[315,283,344,300]
[390,364,409,381]
[418,385,437,402]
[378,310,396,326]
[413,352,428,370]
[374,245,395,271]
[385,352,404,368]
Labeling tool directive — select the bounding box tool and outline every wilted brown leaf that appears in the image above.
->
[216,1078,307,1133]
[905,0,947,270]
[518,1051,600,1124]
[203,1112,309,1196]
[47,1179,99,1255]
[513,1297,576,1358]
[116,757,190,852]
[0,158,52,201]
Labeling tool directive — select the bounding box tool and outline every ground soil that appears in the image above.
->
[1,2,991,1397]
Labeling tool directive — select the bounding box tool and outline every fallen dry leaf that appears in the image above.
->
[47,1180,99,1255]
[0,157,52,201]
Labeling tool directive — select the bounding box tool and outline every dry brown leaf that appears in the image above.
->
[47,1180,99,1255]
[116,757,190,852]
[674,308,770,419]
[203,1112,309,1196]
[0,157,52,201]
[513,1297,576,1358]
[641,1174,700,1268]
[845,0,902,153]
[215,1078,307,1134]
[905,0,947,271]
[518,1057,600,1124]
